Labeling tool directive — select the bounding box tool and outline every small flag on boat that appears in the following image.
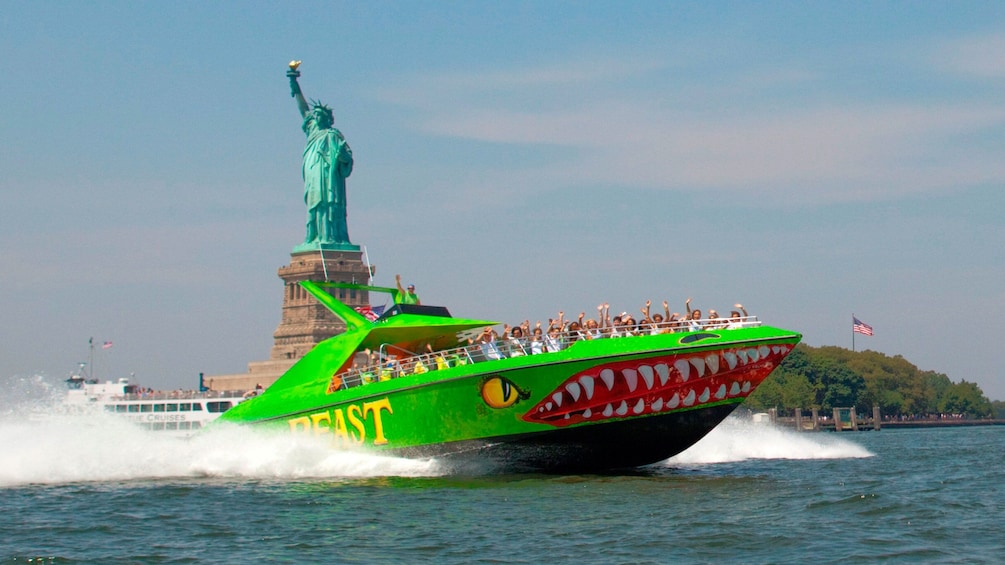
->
[354,305,385,321]
[852,317,873,336]
[102,341,114,349]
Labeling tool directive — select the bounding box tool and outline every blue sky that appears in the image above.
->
[2,2,1004,401]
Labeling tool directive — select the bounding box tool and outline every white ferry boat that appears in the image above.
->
[63,375,250,435]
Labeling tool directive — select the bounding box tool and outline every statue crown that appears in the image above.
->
[311,100,333,116]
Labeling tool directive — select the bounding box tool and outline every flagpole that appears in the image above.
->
[851,314,855,352]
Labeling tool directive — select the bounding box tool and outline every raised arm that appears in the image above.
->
[287,61,309,118]
[395,274,407,298]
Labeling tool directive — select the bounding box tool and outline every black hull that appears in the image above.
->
[393,403,739,474]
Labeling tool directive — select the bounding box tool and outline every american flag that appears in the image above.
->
[852,317,873,336]
[354,305,385,322]
[102,341,114,349]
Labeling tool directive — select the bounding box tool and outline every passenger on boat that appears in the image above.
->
[381,356,401,380]
[544,325,564,352]
[638,300,659,335]
[394,274,421,305]
[530,325,545,354]
[567,321,586,343]
[356,358,376,383]
[726,304,748,329]
[684,298,703,331]
[606,311,625,337]
[412,357,429,374]
[594,303,608,336]
[474,327,504,360]
[449,350,469,367]
[425,344,450,370]
[502,325,527,357]
[622,315,640,336]
[706,310,725,329]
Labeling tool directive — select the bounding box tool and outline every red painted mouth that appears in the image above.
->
[522,343,794,427]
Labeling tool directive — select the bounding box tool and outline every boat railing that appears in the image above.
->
[112,390,249,402]
[332,315,761,391]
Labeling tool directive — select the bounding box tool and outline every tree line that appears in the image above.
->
[745,344,1000,419]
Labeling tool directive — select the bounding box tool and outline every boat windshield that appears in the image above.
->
[378,303,452,320]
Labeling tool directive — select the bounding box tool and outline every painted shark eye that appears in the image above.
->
[481,376,522,409]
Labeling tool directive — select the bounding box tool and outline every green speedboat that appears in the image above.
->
[219,282,801,472]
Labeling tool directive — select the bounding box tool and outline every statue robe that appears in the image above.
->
[302,114,354,244]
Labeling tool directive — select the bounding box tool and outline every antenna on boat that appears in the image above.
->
[363,245,373,285]
[319,247,330,281]
[88,337,95,380]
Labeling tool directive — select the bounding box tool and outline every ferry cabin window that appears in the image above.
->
[191,421,202,429]
[141,404,152,412]
[180,403,191,411]
[166,422,178,431]
[116,405,127,413]
[166,404,178,412]
[154,404,165,412]
[152,422,165,431]
[104,406,114,412]
[128,405,139,413]
[192,403,203,411]
[207,401,233,413]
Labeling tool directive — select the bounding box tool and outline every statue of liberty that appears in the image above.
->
[287,61,355,250]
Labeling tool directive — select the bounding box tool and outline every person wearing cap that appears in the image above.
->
[395,274,421,305]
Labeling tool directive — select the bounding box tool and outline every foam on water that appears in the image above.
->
[0,415,445,487]
[0,375,441,487]
[668,415,874,465]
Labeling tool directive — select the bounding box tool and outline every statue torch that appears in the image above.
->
[287,60,302,97]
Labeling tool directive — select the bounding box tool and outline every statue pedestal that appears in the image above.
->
[292,241,361,253]
[202,248,373,392]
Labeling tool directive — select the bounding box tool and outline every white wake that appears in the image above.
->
[668,414,874,465]
[0,375,440,487]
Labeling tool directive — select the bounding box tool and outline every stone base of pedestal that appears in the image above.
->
[202,248,373,392]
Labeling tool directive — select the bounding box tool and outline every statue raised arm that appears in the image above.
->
[286,61,356,251]
[287,60,310,118]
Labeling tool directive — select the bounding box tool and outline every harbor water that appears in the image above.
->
[2,377,1003,563]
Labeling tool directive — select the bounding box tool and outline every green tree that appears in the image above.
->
[809,358,865,411]
[743,344,993,419]
[747,346,814,410]
[940,380,993,417]
[992,400,1005,419]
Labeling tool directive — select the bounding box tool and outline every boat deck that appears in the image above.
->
[333,316,762,392]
